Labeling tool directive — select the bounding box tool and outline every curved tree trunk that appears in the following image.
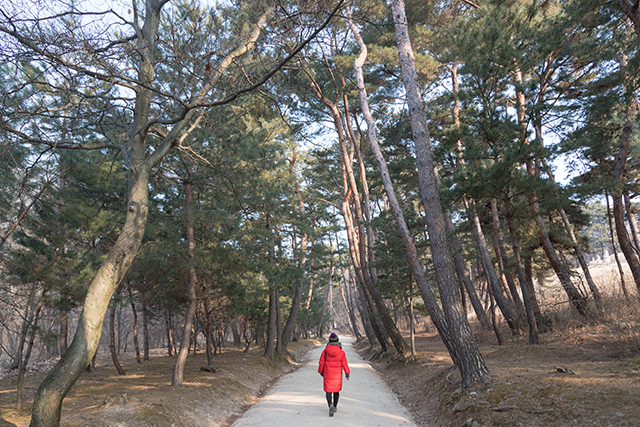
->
[348,11,455,358]
[445,212,492,331]
[109,290,126,376]
[490,199,526,318]
[613,120,640,292]
[389,0,490,387]
[542,159,603,311]
[468,201,522,335]
[173,179,199,386]
[607,193,631,300]
[308,65,406,355]
[624,192,640,253]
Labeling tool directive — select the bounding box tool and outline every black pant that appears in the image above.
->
[326,392,339,407]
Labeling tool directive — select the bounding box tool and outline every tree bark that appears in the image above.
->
[127,282,141,364]
[445,212,492,331]
[317,257,334,339]
[308,61,407,355]
[607,193,631,300]
[203,296,214,365]
[468,200,522,335]
[264,276,277,361]
[542,160,602,310]
[109,295,126,376]
[59,310,68,357]
[164,309,173,357]
[17,296,44,411]
[446,62,491,331]
[280,166,307,354]
[389,0,491,387]
[613,120,640,292]
[141,290,150,362]
[624,192,640,253]
[504,198,540,344]
[348,11,452,357]
[173,179,199,386]
[490,199,527,317]
[11,285,38,370]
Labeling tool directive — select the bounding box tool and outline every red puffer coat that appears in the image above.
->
[318,343,350,393]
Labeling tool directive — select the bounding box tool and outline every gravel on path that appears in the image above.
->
[230,337,418,427]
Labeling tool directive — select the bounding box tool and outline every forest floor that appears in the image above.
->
[2,265,640,426]
[2,314,640,426]
[0,339,317,427]
[365,308,640,427]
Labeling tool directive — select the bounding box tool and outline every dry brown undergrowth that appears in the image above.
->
[0,339,317,427]
[362,298,640,427]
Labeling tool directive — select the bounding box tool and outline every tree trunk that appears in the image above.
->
[29,3,284,423]
[488,287,504,346]
[619,0,640,43]
[109,289,126,376]
[59,310,68,357]
[342,195,390,351]
[607,192,631,300]
[275,287,282,355]
[305,245,315,310]
[624,192,640,253]
[348,11,452,356]
[280,172,307,354]
[468,201,522,335]
[29,4,159,423]
[165,309,174,357]
[542,159,603,311]
[490,199,527,318]
[141,290,150,362]
[127,282,141,364]
[339,262,360,338]
[11,285,39,370]
[172,179,199,385]
[351,267,376,347]
[534,209,591,316]
[445,212,492,331]
[264,282,277,361]
[17,296,44,411]
[317,259,334,339]
[445,62,492,332]
[504,198,540,344]
[408,296,416,357]
[203,297,214,365]
[308,62,406,355]
[613,120,640,292]
[390,0,490,387]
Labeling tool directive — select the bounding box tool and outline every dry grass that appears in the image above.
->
[0,340,318,427]
[365,283,640,427]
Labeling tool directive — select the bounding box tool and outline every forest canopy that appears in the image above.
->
[0,0,639,425]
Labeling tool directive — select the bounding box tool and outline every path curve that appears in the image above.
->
[231,337,418,427]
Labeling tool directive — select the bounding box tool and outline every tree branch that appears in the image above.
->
[0,123,121,151]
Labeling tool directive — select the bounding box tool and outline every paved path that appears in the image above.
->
[230,337,418,427]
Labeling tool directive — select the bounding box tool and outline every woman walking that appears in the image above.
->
[318,333,350,416]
